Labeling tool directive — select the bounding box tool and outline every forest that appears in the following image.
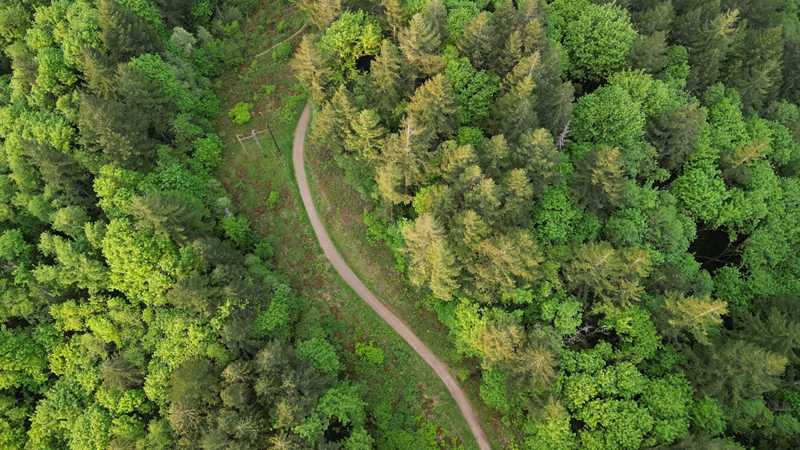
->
[2,0,800,449]
[0,0,391,449]
[296,0,800,448]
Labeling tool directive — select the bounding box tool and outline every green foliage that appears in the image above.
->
[551,0,639,82]
[271,41,292,61]
[320,11,381,84]
[355,340,385,365]
[297,338,342,376]
[228,101,252,124]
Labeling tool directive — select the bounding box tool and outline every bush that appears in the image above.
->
[262,84,276,95]
[272,41,293,62]
[266,191,280,209]
[228,102,252,124]
[355,341,384,365]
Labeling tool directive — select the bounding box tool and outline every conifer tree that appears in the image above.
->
[97,0,163,63]
[466,228,542,298]
[375,114,429,204]
[308,85,355,155]
[491,73,537,143]
[663,291,728,345]
[406,73,458,142]
[499,30,524,75]
[572,147,627,215]
[381,0,406,43]
[513,128,565,196]
[500,168,534,226]
[293,36,331,106]
[81,48,119,100]
[457,12,495,70]
[397,13,443,81]
[345,109,387,161]
[298,0,342,31]
[402,213,460,301]
[369,40,403,119]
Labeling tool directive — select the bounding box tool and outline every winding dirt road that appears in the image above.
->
[293,104,492,450]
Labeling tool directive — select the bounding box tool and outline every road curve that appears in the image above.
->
[293,104,492,450]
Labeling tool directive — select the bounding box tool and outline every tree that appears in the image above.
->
[684,338,787,404]
[401,214,460,301]
[491,67,537,143]
[297,0,341,31]
[375,114,429,204]
[671,3,740,93]
[345,109,387,162]
[319,11,382,84]
[572,86,648,176]
[567,241,652,306]
[368,40,403,119]
[444,55,501,127]
[129,191,197,242]
[457,12,494,70]
[513,128,565,197]
[100,353,143,391]
[97,0,163,63]
[79,93,156,171]
[465,228,543,298]
[397,13,443,81]
[572,147,627,215]
[646,102,708,171]
[552,0,639,82]
[293,36,332,106]
[662,292,728,345]
[381,0,406,43]
[406,73,458,142]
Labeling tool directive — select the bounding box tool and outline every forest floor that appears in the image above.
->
[211,0,492,448]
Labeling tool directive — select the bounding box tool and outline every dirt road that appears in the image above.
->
[293,104,492,450]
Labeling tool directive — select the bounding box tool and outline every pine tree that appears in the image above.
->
[345,109,387,161]
[457,12,495,70]
[498,30,524,75]
[381,0,407,43]
[572,147,627,215]
[491,73,537,143]
[406,73,458,142]
[298,0,342,31]
[398,13,443,81]
[375,114,429,204]
[369,40,403,119]
[293,36,331,106]
[663,291,728,345]
[97,0,163,63]
[500,168,534,226]
[401,214,460,301]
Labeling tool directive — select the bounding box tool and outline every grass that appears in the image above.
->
[211,1,482,448]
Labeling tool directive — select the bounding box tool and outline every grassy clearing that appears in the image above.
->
[211,1,480,448]
[304,139,516,449]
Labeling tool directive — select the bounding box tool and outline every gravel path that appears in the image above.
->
[293,104,492,450]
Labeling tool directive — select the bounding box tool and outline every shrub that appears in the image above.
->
[228,102,252,124]
[266,191,280,209]
[272,41,293,62]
